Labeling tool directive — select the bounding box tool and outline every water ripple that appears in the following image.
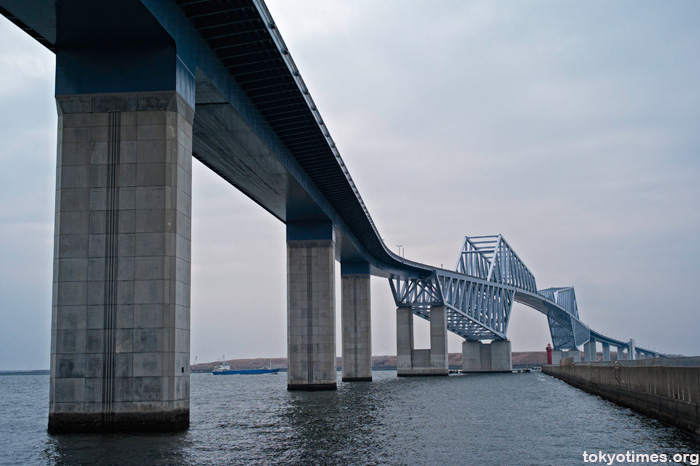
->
[0,372,697,466]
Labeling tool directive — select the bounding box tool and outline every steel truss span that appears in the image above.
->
[390,235,662,355]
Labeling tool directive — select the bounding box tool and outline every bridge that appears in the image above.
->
[391,234,661,375]
[0,0,663,433]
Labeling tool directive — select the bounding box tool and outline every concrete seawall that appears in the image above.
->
[543,358,700,438]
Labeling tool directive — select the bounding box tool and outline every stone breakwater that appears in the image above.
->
[543,358,700,438]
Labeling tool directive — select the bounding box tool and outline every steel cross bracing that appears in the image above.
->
[390,270,514,340]
[536,287,587,349]
[455,235,537,293]
[390,235,662,354]
[391,235,530,341]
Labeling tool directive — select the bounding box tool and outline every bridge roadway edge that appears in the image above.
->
[543,361,700,439]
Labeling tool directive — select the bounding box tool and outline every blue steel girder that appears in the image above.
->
[547,309,579,350]
[538,286,580,319]
[512,288,591,350]
[436,271,513,340]
[390,271,513,341]
[456,235,537,293]
[389,275,441,308]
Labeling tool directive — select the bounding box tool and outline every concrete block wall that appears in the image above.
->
[411,349,432,368]
[583,340,596,362]
[49,91,193,433]
[396,306,448,376]
[567,349,581,362]
[429,306,448,372]
[462,340,482,371]
[619,348,628,360]
[396,307,414,375]
[551,350,564,366]
[479,342,493,370]
[543,362,700,438]
[341,274,371,381]
[461,340,512,372]
[490,340,512,371]
[287,239,337,390]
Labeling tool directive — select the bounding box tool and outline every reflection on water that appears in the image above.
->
[278,382,384,466]
[44,433,190,466]
[0,372,697,466]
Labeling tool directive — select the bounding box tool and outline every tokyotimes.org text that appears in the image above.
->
[583,451,700,465]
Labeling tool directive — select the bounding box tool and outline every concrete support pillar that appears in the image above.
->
[551,350,564,366]
[461,340,512,372]
[583,341,591,362]
[583,341,594,362]
[341,270,371,382]
[591,338,598,361]
[629,339,636,360]
[396,307,414,375]
[287,225,337,391]
[567,349,581,362]
[462,340,482,371]
[617,347,626,360]
[480,342,492,369]
[602,343,611,362]
[397,306,448,376]
[49,92,194,433]
[429,306,448,373]
[490,340,513,371]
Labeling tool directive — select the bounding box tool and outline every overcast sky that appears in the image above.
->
[1,1,699,370]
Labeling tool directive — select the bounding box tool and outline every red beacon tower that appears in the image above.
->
[546,343,553,365]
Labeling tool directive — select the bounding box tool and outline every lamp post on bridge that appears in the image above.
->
[396,244,404,258]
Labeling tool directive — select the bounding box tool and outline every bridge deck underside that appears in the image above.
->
[176,0,430,278]
[412,307,501,340]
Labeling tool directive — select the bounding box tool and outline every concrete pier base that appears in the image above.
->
[396,306,448,376]
[461,340,512,372]
[287,233,337,391]
[551,349,564,366]
[602,343,611,362]
[49,92,194,433]
[583,339,596,362]
[618,347,627,360]
[566,349,581,362]
[491,340,513,371]
[396,307,414,375]
[462,340,482,371]
[629,339,637,360]
[341,272,372,382]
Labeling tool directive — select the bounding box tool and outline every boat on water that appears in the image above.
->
[212,357,280,375]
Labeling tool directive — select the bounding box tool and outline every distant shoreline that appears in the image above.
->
[2,352,551,375]
[0,370,50,376]
[192,351,549,372]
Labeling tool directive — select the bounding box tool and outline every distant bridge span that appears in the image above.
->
[391,234,660,356]
[0,0,663,433]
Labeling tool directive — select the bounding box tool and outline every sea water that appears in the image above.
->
[0,371,697,465]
